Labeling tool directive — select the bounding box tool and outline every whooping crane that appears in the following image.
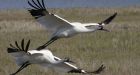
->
[27,0,117,50]
[8,39,105,75]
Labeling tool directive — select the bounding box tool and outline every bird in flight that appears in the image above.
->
[27,0,117,50]
[7,39,105,75]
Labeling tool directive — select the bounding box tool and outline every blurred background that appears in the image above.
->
[0,0,140,9]
[0,0,140,75]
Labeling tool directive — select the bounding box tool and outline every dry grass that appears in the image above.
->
[0,7,140,75]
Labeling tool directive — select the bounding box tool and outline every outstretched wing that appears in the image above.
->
[40,56,82,73]
[7,48,29,66]
[54,56,79,72]
[28,0,73,32]
[53,56,105,74]
[7,39,31,66]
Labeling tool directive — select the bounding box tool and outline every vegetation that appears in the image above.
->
[0,7,140,75]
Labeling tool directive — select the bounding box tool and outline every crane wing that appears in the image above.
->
[28,0,73,32]
[54,56,79,70]
[40,56,81,73]
[7,39,31,66]
[7,48,29,66]
[53,56,105,74]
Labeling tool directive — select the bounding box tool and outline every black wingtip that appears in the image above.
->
[28,9,47,19]
[8,39,31,53]
[101,12,117,24]
[25,39,31,52]
[7,48,19,53]
[91,64,106,74]
[21,39,25,51]
[68,69,84,73]
[15,41,22,50]
[28,0,49,19]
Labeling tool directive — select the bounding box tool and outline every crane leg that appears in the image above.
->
[36,37,58,50]
[10,61,30,75]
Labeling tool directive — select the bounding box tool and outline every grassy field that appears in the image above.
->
[0,7,140,75]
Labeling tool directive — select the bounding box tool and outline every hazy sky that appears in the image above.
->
[0,0,140,9]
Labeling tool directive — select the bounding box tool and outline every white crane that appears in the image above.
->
[8,39,105,75]
[27,0,117,50]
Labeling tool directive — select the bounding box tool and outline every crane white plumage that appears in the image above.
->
[27,0,117,50]
[8,39,105,75]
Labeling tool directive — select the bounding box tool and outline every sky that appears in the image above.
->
[0,0,140,9]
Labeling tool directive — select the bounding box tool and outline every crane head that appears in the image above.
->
[97,24,110,32]
[97,12,117,32]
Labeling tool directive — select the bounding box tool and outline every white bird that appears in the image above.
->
[8,39,105,75]
[27,0,117,50]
